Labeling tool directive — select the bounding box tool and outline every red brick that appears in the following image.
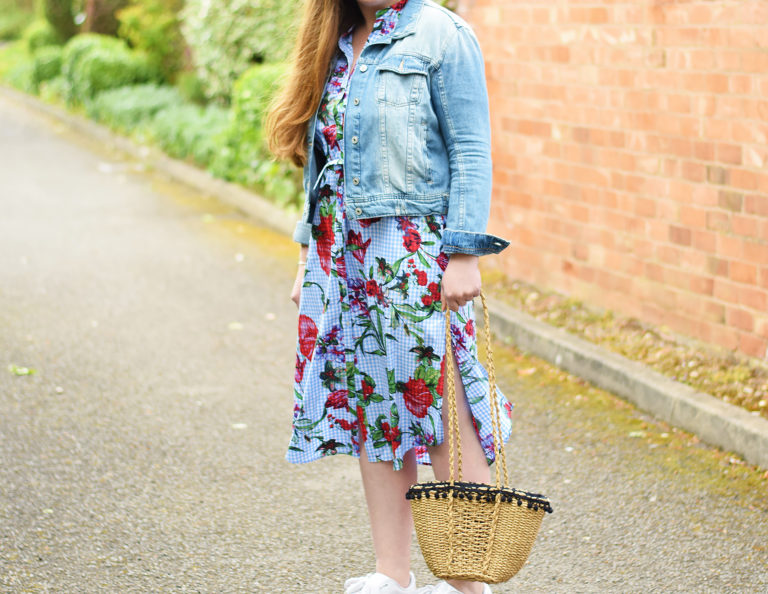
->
[669,225,692,246]
[689,275,715,295]
[692,230,717,253]
[740,286,768,311]
[743,242,768,265]
[706,211,731,233]
[744,195,768,216]
[730,261,758,284]
[727,307,754,332]
[707,256,730,277]
[739,333,767,358]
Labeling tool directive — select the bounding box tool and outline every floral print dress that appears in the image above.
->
[287,0,513,471]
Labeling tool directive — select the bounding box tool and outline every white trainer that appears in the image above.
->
[416,581,491,594]
[344,571,417,594]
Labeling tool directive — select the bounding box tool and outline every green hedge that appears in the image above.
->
[150,103,229,165]
[209,62,301,208]
[0,8,34,41]
[31,45,63,91]
[22,19,62,53]
[86,83,184,132]
[61,34,159,104]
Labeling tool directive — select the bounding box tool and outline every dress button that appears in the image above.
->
[351,136,358,144]
[359,64,368,72]
[353,98,360,105]
[355,207,363,215]
[353,177,360,185]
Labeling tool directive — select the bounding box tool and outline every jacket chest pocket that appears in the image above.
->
[376,56,429,106]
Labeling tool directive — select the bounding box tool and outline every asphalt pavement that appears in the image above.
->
[1,94,766,593]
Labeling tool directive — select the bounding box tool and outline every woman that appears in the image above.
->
[266,1,513,592]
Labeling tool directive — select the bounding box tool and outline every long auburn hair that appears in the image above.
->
[266,0,363,168]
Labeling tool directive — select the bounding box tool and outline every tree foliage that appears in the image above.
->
[179,0,298,103]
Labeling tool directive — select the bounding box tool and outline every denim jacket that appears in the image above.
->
[292,0,509,257]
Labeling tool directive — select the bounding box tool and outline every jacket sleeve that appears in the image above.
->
[430,24,509,256]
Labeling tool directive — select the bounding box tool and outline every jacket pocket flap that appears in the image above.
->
[376,55,429,76]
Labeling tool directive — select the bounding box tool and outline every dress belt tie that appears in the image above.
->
[312,158,345,192]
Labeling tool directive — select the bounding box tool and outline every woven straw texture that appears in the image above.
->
[407,291,552,584]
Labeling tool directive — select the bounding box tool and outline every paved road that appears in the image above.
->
[1,94,766,593]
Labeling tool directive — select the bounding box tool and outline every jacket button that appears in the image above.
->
[353,177,360,185]
[359,64,368,72]
[353,98,360,105]
[355,207,363,215]
[351,136,358,144]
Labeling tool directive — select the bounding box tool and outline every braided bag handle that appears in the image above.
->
[443,289,509,488]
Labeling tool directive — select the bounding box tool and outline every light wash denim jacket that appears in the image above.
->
[292,0,509,257]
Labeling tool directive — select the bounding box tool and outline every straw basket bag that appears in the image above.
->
[405,291,553,584]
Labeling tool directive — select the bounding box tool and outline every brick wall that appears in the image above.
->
[459,0,768,359]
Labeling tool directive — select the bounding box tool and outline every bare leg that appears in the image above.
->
[358,444,418,587]
[426,353,491,594]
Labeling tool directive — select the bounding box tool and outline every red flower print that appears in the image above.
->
[335,418,355,431]
[325,389,348,409]
[366,279,380,298]
[421,294,433,307]
[403,377,432,418]
[465,319,475,337]
[295,353,306,383]
[347,230,371,264]
[391,0,408,10]
[382,422,401,450]
[504,400,513,418]
[298,314,318,360]
[357,405,368,444]
[316,214,334,275]
[414,270,427,286]
[322,124,339,150]
[358,217,381,228]
[335,253,347,279]
[437,356,446,397]
[403,228,422,253]
[437,252,449,271]
[362,378,374,398]
[428,281,441,301]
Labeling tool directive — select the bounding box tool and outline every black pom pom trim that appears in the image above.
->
[405,481,553,514]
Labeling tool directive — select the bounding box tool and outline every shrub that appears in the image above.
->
[116,0,186,83]
[0,8,34,41]
[38,74,69,103]
[149,103,229,165]
[61,34,159,103]
[61,33,127,83]
[22,19,62,53]
[86,82,183,131]
[0,39,30,80]
[31,44,63,91]
[70,46,157,102]
[209,62,302,208]
[180,0,298,103]
[175,70,206,105]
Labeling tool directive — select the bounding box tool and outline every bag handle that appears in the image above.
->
[444,290,509,489]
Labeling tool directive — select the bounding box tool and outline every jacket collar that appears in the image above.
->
[371,0,424,44]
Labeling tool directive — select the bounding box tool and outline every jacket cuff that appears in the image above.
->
[442,229,510,256]
[293,220,312,246]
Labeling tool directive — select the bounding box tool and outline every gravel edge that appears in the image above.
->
[4,84,766,470]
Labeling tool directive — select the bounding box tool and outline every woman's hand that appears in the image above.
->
[291,246,309,307]
[441,253,481,312]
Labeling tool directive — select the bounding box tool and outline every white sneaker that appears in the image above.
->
[416,581,491,594]
[344,571,417,594]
